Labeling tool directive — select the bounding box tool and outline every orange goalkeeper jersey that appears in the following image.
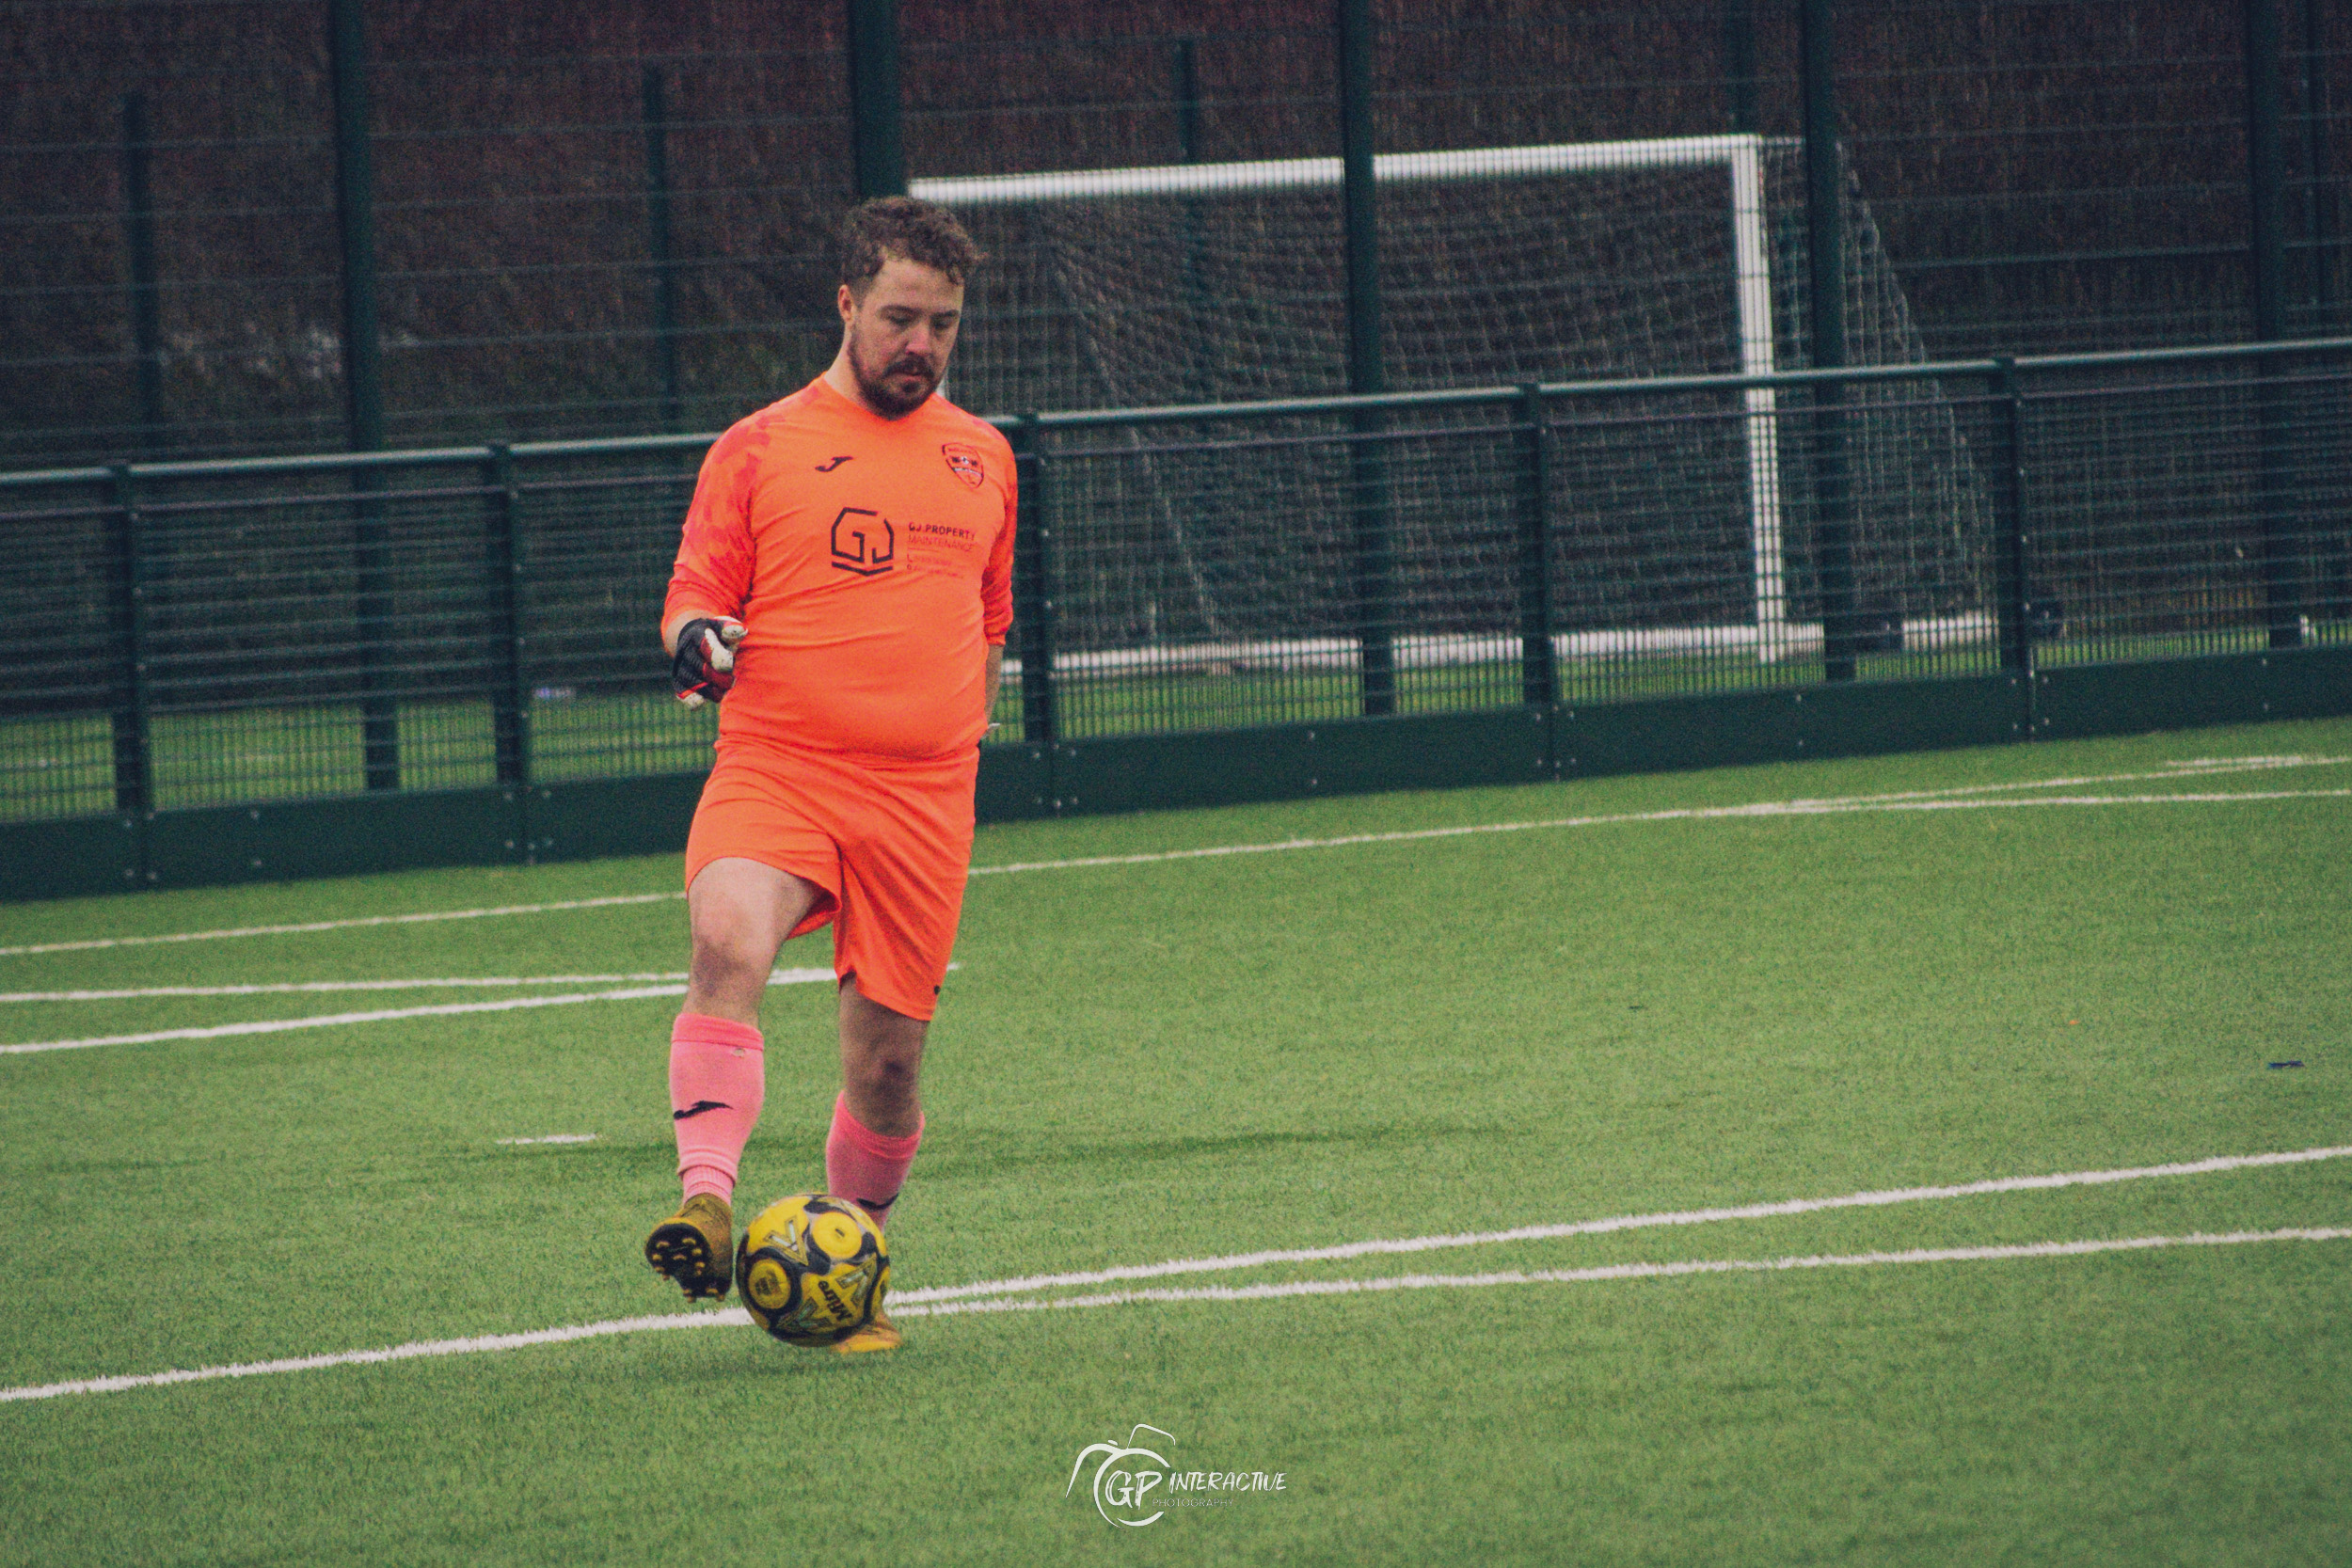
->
[664,377,1017,762]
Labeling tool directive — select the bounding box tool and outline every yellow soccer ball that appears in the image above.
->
[735,1193,890,1347]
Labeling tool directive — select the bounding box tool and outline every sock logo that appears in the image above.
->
[673,1100,731,1121]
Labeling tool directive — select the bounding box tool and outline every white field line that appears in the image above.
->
[894,1144,2352,1304]
[0,974,689,1002]
[496,1134,598,1146]
[1771,753,2342,806]
[0,968,834,1055]
[0,986,684,1053]
[7,1223,2342,1404]
[3,755,2341,958]
[0,891,681,958]
[2169,755,2322,767]
[0,1311,738,1403]
[964,787,2351,877]
[900,1228,2352,1320]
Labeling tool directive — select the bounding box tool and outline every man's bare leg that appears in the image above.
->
[685,857,823,1023]
[838,975,928,1135]
[826,976,929,1352]
[647,858,823,1301]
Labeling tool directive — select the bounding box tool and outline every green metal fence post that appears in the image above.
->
[1346,432,1398,717]
[2248,0,2305,646]
[328,0,397,784]
[2305,0,2336,328]
[1160,37,1203,412]
[1174,37,1202,161]
[1171,39,1214,404]
[351,469,399,790]
[119,94,165,453]
[2252,367,2304,650]
[2319,0,2352,631]
[1011,417,1057,758]
[327,0,382,452]
[484,444,528,790]
[106,466,152,826]
[1340,0,1395,715]
[1800,0,1857,681]
[1724,0,1757,135]
[2249,0,2289,341]
[1517,384,1557,709]
[642,67,683,433]
[1991,359,2034,680]
[847,0,906,198]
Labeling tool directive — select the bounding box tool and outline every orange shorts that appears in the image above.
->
[684,740,979,1022]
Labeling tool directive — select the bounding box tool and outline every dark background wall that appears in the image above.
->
[2,0,2344,467]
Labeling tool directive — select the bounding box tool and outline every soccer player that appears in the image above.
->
[643,197,1012,1354]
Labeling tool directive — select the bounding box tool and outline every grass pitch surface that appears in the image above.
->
[2,719,2348,1564]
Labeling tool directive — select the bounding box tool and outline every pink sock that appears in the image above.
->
[826,1093,924,1227]
[670,1013,765,1203]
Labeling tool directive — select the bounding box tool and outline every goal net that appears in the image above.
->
[914,136,1992,686]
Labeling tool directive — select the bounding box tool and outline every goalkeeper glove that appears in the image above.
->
[671,616,746,707]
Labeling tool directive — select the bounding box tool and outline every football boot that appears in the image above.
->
[833,1308,902,1354]
[644,1192,735,1303]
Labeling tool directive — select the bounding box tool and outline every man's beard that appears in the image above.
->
[849,326,939,418]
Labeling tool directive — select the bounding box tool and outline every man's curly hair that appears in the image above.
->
[839,197,984,294]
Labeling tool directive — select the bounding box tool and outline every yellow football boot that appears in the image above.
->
[644,1192,735,1303]
[833,1309,902,1354]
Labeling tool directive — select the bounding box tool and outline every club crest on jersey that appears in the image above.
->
[942,442,986,488]
[830,506,895,577]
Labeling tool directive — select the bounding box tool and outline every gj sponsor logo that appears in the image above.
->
[1065,1423,1287,1529]
[830,506,894,576]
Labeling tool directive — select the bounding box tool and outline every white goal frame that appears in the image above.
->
[914,135,1797,662]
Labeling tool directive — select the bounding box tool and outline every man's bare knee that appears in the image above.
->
[839,977,926,1132]
[683,859,821,1022]
[689,925,771,989]
[845,1046,920,1101]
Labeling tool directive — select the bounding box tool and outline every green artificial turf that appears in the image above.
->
[0,718,2347,1564]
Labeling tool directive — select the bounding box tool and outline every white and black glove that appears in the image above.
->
[671,617,747,707]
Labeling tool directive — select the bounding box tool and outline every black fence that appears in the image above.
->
[3,337,2347,898]
[4,1,2348,468]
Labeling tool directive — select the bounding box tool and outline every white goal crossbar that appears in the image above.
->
[914,135,1796,662]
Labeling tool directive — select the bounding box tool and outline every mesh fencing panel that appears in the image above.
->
[133,461,505,804]
[0,344,2345,827]
[0,477,123,820]
[2026,356,2352,661]
[1549,390,1780,693]
[1030,370,2008,736]
[514,460,716,781]
[1041,410,1534,736]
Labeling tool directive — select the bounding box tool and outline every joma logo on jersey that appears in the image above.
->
[830,507,895,576]
[942,442,986,488]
